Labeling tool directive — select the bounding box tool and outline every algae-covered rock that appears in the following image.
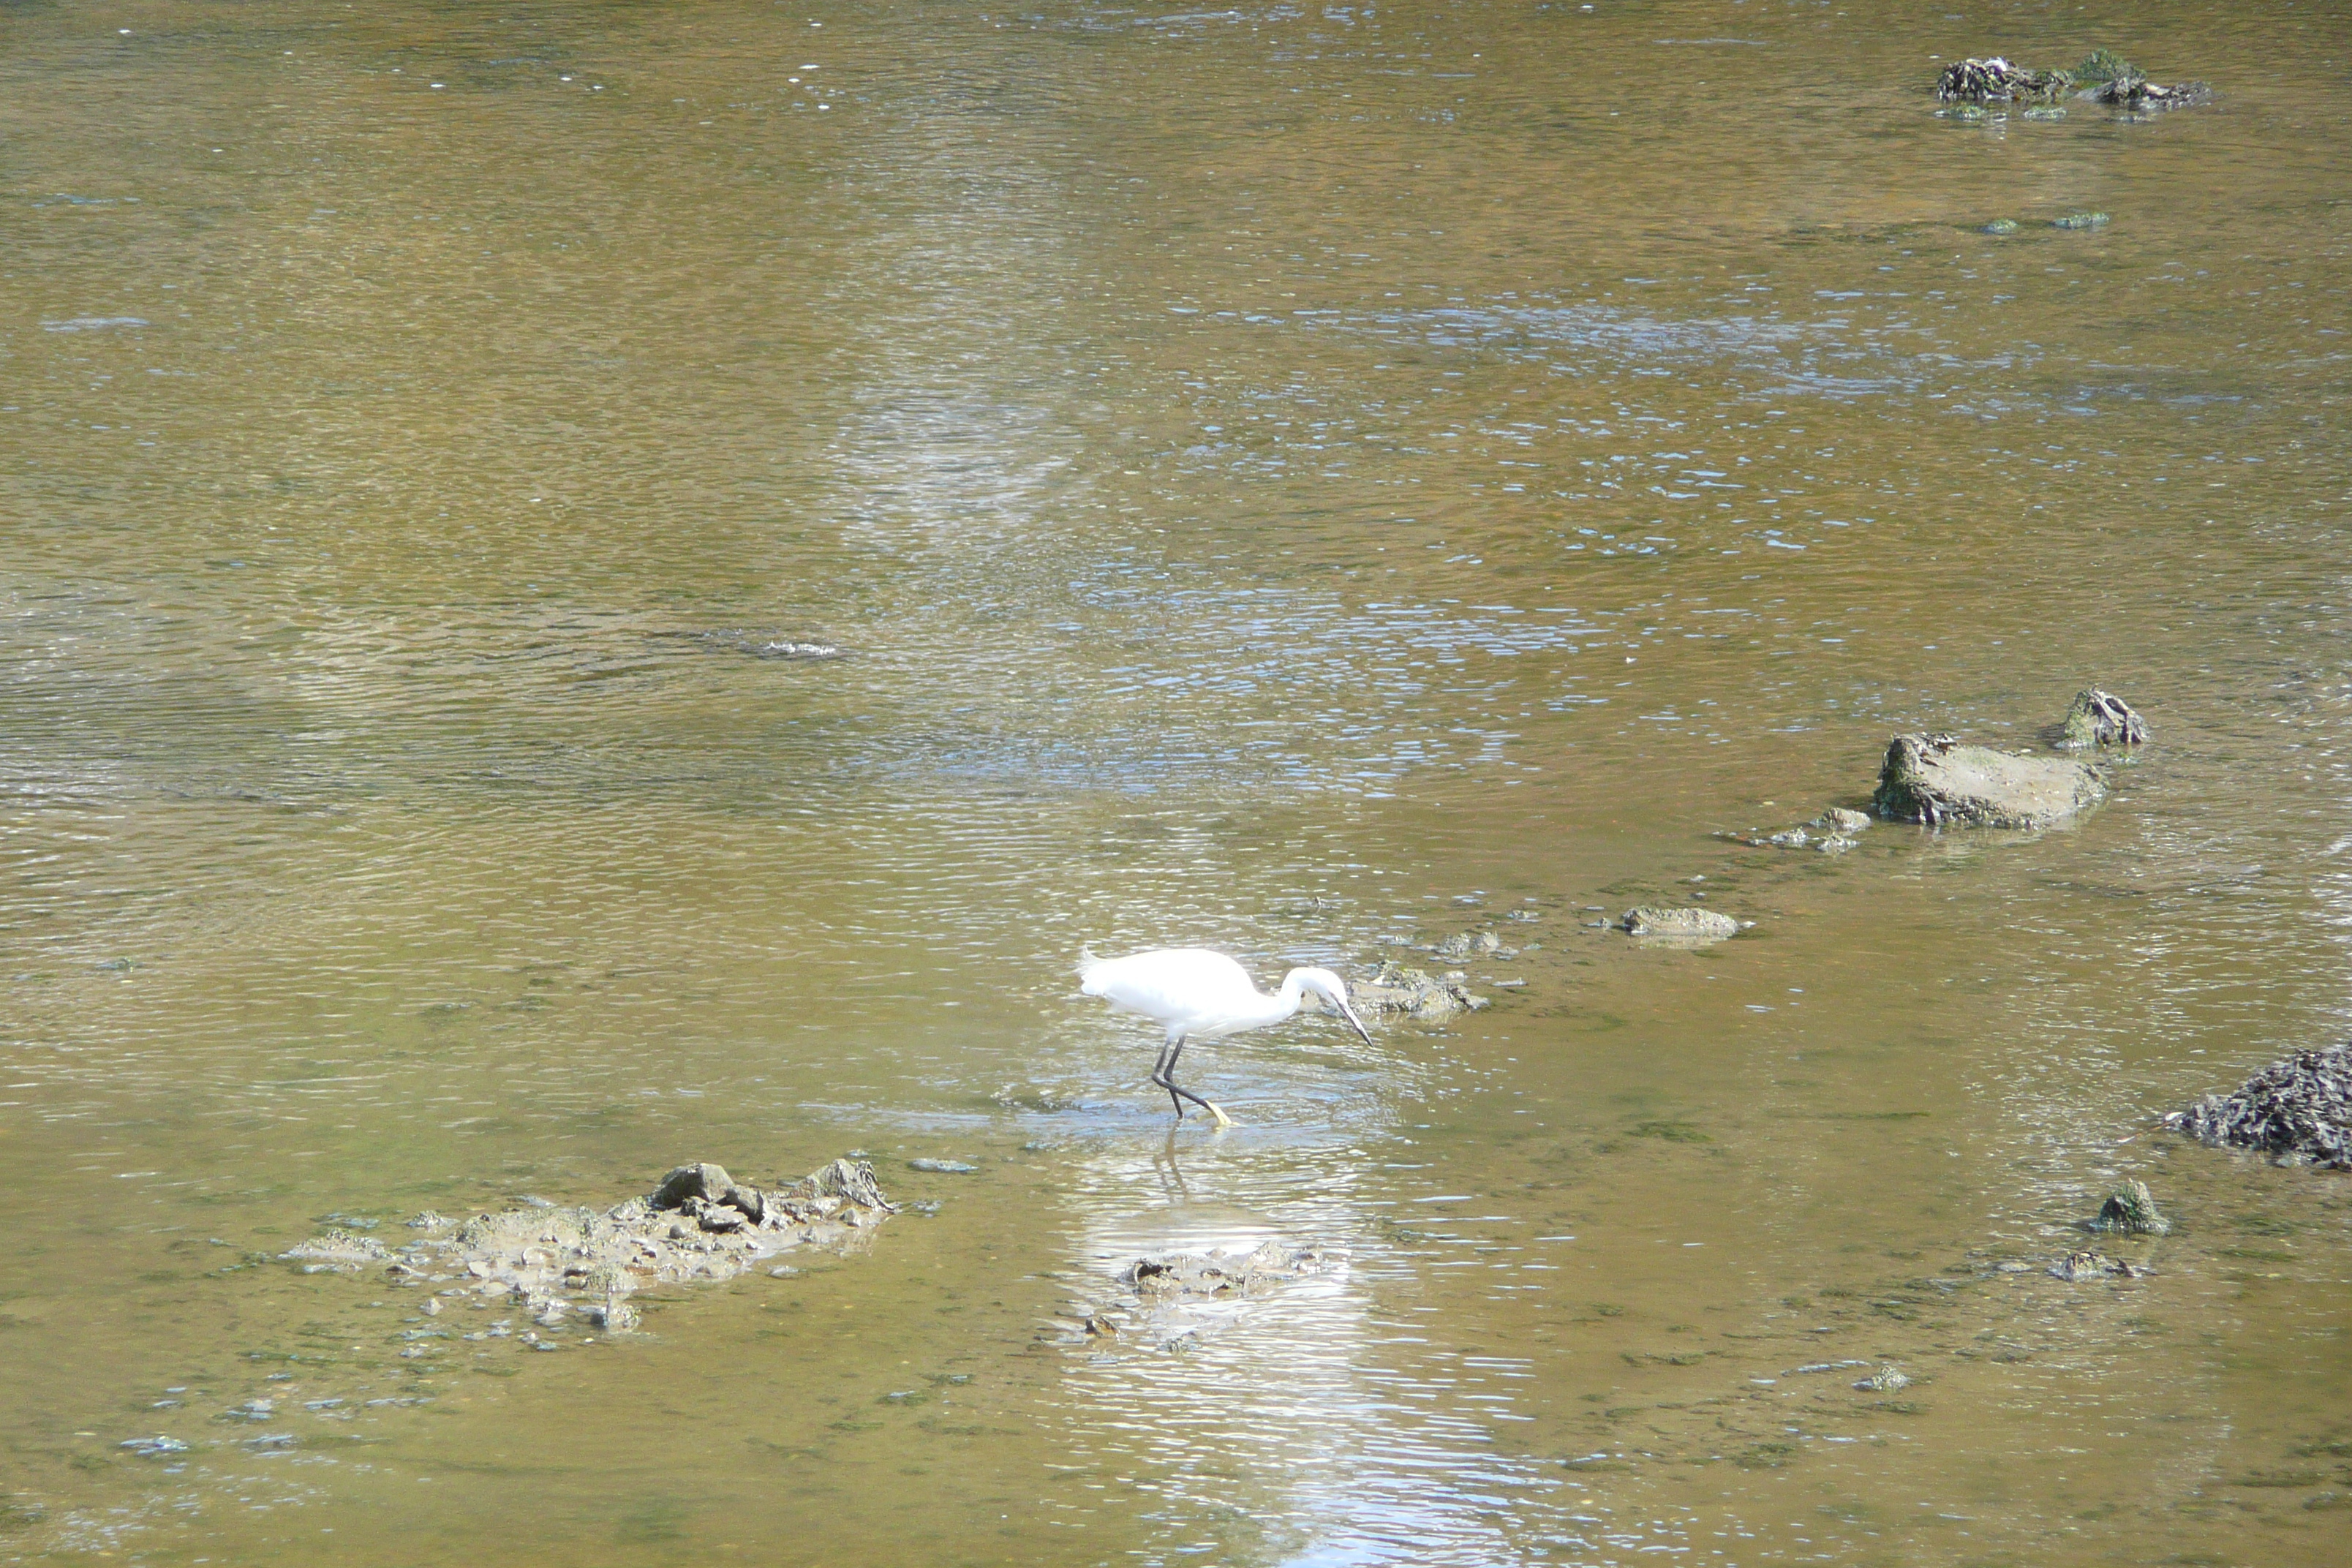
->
[2049,1250,2146,1281]
[1872,734,2106,828]
[1621,906,1739,942]
[1982,218,2021,235]
[2053,211,2110,230]
[2059,688,2148,748]
[2090,1180,2171,1235]
[2165,1044,2352,1169]
[2073,48,2137,83]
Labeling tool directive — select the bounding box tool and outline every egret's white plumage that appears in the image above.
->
[1079,947,1374,1126]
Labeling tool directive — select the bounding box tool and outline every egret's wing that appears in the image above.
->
[1079,948,1261,1022]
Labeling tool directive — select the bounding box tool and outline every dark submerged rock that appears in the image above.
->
[2165,1044,2352,1169]
[1873,734,2106,828]
[120,1436,189,1458]
[1047,1241,1349,1349]
[2059,688,2149,748]
[647,630,844,660]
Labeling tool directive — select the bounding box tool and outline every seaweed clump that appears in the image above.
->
[1936,57,2073,105]
[2166,1044,2352,1169]
[1935,48,2212,113]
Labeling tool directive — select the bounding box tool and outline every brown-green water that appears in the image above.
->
[5,1,2351,1562]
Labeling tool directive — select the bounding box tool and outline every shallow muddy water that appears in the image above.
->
[4,1,2351,1563]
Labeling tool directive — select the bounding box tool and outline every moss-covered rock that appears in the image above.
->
[2091,1180,2171,1235]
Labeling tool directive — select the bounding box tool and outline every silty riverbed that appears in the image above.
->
[3,1,2349,1564]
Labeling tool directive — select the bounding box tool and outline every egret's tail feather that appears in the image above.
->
[1077,944,1104,989]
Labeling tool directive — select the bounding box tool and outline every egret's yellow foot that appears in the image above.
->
[1203,1101,1233,1129]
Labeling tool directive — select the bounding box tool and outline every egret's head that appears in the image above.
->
[1289,966,1373,1047]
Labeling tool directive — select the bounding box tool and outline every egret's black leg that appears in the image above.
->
[1156,1040,1232,1128]
[1148,1039,1183,1117]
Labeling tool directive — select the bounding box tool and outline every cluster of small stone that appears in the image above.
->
[1725,805,1873,854]
[1346,959,1489,1020]
[283,1156,896,1336]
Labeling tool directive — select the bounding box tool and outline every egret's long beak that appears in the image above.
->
[1335,998,1374,1048]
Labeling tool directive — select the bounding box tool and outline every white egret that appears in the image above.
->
[1079,948,1375,1128]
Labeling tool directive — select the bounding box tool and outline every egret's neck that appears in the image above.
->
[1271,970,1312,1022]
